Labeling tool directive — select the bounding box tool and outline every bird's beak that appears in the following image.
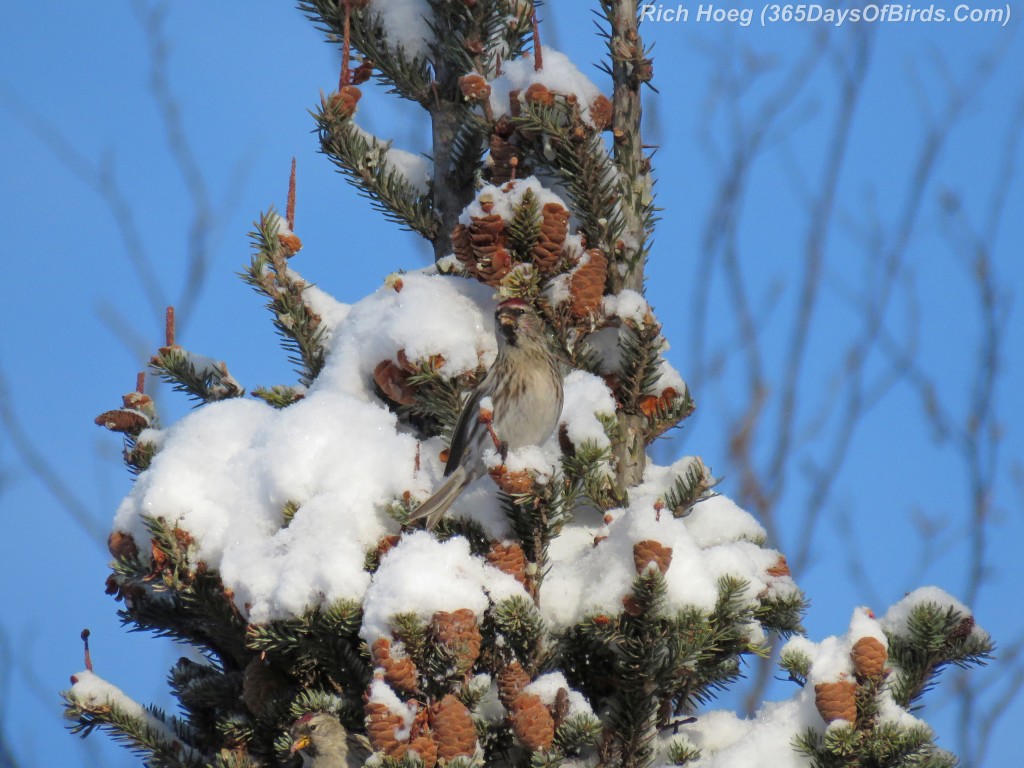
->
[290,735,311,754]
[498,313,516,328]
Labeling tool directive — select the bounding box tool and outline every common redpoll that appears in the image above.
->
[409,298,563,529]
[289,713,351,768]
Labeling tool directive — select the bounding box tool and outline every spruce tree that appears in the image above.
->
[68,3,992,767]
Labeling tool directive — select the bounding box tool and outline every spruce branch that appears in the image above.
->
[241,211,327,386]
[149,345,244,405]
[299,1,433,105]
[658,458,718,518]
[63,676,203,768]
[885,604,993,710]
[315,101,436,239]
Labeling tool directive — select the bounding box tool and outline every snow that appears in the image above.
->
[67,671,195,756]
[488,48,605,126]
[559,370,616,449]
[881,586,978,637]
[523,672,596,719]
[368,0,433,60]
[459,176,570,224]
[604,289,651,326]
[360,532,529,643]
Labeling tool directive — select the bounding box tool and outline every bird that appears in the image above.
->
[289,712,351,768]
[409,298,564,529]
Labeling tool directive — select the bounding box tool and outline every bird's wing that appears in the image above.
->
[443,379,487,475]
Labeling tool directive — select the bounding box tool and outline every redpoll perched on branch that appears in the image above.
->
[410,299,563,529]
[289,713,351,768]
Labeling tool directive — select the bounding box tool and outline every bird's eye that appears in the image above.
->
[309,723,318,731]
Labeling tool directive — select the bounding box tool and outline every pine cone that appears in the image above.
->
[814,680,857,724]
[107,531,139,561]
[430,695,477,759]
[431,609,482,675]
[370,638,419,694]
[459,73,491,101]
[488,465,534,495]
[121,391,155,417]
[475,247,513,287]
[851,637,888,678]
[278,232,303,256]
[632,540,673,575]
[374,360,417,406]
[508,692,555,751]
[568,249,608,319]
[329,85,362,118]
[524,83,555,107]
[486,541,527,585]
[497,661,531,707]
[95,409,149,434]
[589,94,613,131]
[365,700,407,754]
[531,202,570,276]
[488,131,521,184]
[395,736,438,768]
[241,657,287,715]
[949,616,975,641]
[451,223,476,275]
[767,555,791,577]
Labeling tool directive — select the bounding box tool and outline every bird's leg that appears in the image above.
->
[478,404,508,460]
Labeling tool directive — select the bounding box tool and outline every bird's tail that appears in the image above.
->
[408,466,469,530]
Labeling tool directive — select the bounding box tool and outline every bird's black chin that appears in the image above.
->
[499,323,517,346]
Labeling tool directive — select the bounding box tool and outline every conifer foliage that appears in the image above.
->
[71,3,991,767]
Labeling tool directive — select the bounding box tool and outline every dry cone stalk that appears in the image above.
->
[370,638,419,693]
[632,540,673,575]
[486,541,528,585]
[430,695,477,759]
[431,609,483,675]
[814,680,857,723]
[569,249,608,318]
[509,691,555,751]
[851,636,888,678]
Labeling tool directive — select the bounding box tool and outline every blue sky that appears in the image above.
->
[2,3,1021,767]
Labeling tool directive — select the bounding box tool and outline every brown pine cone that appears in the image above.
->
[459,73,491,102]
[475,247,513,287]
[278,232,303,256]
[568,249,608,319]
[531,202,570,275]
[488,465,534,495]
[430,694,477,759]
[121,391,155,417]
[497,661,531,707]
[370,638,420,694]
[329,85,362,118]
[767,555,791,577]
[365,700,407,754]
[241,657,288,715]
[95,409,149,434]
[374,360,417,406]
[814,680,857,724]
[488,129,522,184]
[395,736,438,768]
[851,637,888,678]
[107,531,139,561]
[632,540,673,575]
[486,541,527,585]
[589,94,613,131]
[524,83,555,107]
[509,691,555,751]
[451,223,476,275]
[431,609,482,675]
